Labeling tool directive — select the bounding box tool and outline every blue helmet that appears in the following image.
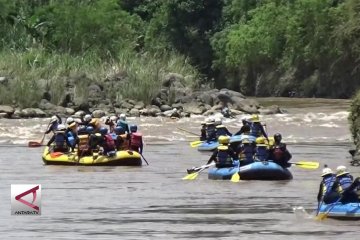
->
[99,127,108,135]
[86,126,94,134]
[130,125,137,133]
[114,126,125,135]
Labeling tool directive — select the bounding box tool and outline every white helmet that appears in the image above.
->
[336,165,349,176]
[57,124,66,131]
[66,117,74,124]
[50,115,58,123]
[215,118,222,126]
[321,168,333,177]
[110,116,117,122]
[84,114,92,122]
[119,113,126,121]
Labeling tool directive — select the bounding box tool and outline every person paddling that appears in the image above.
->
[269,133,292,168]
[317,167,339,204]
[333,166,359,203]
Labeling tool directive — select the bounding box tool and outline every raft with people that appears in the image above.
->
[42,147,142,166]
[317,202,360,220]
[208,160,293,180]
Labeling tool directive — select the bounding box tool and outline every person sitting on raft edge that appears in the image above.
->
[269,133,292,168]
[317,167,339,204]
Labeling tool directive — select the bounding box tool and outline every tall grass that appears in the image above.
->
[0,48,199,108]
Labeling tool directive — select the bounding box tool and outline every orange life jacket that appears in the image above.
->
[130,132,143,148]
[78,135,89,151]
[119,133,129,150]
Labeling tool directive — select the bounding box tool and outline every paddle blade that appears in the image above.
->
[182,172,199,180]
[230,172,240,182]
[28,141,42,147]
[293,161,319,169]
[190,141,204,147]
[315,213,328,221]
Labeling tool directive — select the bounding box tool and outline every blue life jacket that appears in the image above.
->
[250,122,262,137]
[216,128,231,138]
[239,144,255,161]
[322,175,336,195]
[255,145,269,161]
[117,120,129,133]
[337,175,353,193]
[217,148,232,166]
[206,125,216,141]
[66,131,75,147]
[55,131,67,148]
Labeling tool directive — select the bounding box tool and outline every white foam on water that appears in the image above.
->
[319,123,340,128]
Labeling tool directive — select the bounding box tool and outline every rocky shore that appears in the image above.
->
[0,73,284,119]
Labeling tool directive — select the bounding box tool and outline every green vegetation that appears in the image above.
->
[1,0,360,107]
[349,90,360,149]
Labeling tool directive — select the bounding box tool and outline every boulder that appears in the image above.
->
[182,102,204,115]
[232,98,259,114]
[147,106,161,117]
[134,101,145,110]
[139,108,149,116]
[12,109,22,119]
[0,105,15,117]
[129,108,140,117]
[160,105,172,112]
[0,76,8,85]
[92,109,106,118]
[258,105,283,115]
[151,97,164,107]
[65,108,75,116]
[39,99,56,110]
[120,101,134,110]
[20,108,47,118]
[73,110,86,118]
[115,108,129,115]
[162,108,177,117]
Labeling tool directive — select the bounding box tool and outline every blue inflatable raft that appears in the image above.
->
[197,135,257,151]
[208,161,292,180]
[318,202,360,220]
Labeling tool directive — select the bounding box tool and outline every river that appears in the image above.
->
[0,98,359,239]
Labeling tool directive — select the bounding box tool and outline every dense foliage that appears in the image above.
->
[1,0,360,107]
[349,90,360,149]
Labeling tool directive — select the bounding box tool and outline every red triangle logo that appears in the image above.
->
[15,185,40,211]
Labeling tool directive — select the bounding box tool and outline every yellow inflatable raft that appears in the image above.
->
[42,147,142,166]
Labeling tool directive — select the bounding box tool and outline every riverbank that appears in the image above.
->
[0,72,287,119]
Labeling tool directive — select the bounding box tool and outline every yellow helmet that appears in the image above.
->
[218,135,230,145]
[256,136,266,144]
[252,114,260,122]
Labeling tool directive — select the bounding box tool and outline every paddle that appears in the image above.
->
[177,127,199,136]
[289,161,319,169]
[28,120,51,148]
[182,162,215,180]
[140,153,149,165]
[316,197,342,220]
[230,163,240,183]
[190,140,204,147]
